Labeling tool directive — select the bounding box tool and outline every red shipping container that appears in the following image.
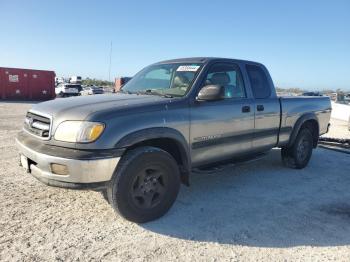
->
[0,67,55,100]
[114,77,131,92]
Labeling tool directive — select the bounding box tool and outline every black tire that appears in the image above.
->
[281,128,313,169]
[107,146,180,223]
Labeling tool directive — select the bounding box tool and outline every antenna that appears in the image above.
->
[108,41,113,83]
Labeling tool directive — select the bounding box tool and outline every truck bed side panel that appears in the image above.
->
[278,96,331,146]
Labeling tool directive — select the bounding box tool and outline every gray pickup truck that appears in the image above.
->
[16,57,331,223]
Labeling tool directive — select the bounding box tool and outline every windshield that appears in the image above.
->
[122,63,202,97]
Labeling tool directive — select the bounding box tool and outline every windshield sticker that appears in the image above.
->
[177,65,200,72]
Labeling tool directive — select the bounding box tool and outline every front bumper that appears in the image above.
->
[16,138,120,189]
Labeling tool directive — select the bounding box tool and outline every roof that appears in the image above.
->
[0,66,55,73]
[156,57,260,65]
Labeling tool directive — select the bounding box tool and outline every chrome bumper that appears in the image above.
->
[16,138,120,184]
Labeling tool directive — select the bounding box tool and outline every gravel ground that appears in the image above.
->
[1,101,350,261]
[324,118,350,139]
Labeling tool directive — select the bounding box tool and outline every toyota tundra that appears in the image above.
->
[16,57,331,223]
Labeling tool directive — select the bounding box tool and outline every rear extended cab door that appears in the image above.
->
[244,63,281,152]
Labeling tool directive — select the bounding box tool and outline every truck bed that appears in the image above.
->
[278,96,332,146]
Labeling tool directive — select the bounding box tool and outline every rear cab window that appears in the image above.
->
[246,64,271,99]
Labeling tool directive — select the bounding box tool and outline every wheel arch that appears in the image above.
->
[288,113,319,148]
[115,127,191,186]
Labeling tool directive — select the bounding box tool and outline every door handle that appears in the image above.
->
[257,105,264,111]
[242,105,251,113]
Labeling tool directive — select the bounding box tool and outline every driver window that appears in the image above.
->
[204,63,246,99]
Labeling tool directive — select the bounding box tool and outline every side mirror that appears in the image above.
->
[196,85,225,101]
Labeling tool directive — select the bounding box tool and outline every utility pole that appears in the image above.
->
[108,41,113,83]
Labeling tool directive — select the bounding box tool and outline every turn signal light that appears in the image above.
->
[50,163,69,176]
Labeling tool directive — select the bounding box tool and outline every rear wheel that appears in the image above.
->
[107,146,180,223]
[281,128,313,169]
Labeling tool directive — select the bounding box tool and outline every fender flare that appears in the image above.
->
[115,127,191,185]
[287,113,319,147]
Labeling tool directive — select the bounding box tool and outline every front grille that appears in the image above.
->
[24,111,51,139]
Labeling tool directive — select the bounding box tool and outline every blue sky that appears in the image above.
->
[0,0,349,90]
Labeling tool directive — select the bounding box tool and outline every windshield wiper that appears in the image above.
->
[121,89,173,98]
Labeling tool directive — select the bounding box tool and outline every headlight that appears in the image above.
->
[54,121,105,143]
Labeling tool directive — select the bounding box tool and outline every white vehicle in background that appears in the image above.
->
[80,86,104,96]
[55,77,65,85]
[69,76,82,84]
[55,83,81,97]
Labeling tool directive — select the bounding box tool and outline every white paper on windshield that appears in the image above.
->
[177,65,200,72]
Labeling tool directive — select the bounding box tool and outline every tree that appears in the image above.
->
[82,78,114,87]
[275,87,305,94]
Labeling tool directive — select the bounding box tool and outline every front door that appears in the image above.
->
[190,62,255,166]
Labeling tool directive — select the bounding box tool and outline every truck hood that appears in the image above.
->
[31,93,169,121]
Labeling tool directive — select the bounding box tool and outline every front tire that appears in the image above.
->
[281,128,313,169]
[107,146,180,223]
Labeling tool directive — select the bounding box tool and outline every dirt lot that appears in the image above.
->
[325,118,350,139]
[1,101,350,261]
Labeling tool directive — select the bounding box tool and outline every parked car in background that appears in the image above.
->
[344,94,350,104]
[302,91,323,96]
[55,83,81,97]
[80,86,104,95]
[55,77,65,86]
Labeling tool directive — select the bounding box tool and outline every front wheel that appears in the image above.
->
[107,146,180,223]
[281,128,313,169]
